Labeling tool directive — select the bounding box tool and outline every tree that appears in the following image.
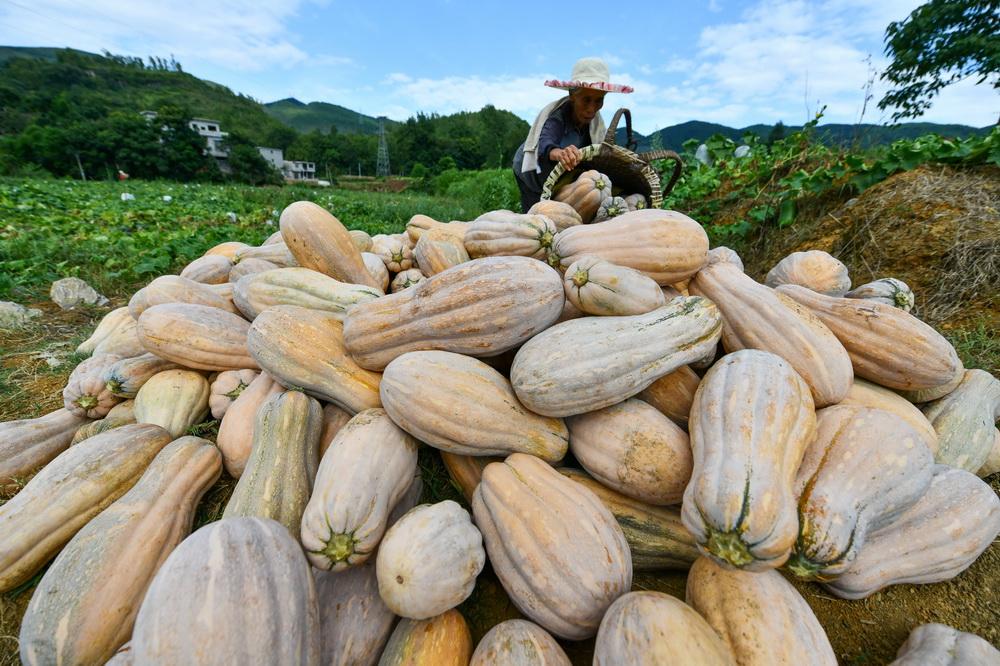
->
[879,0,1000,121]
[767,121,787,146]
[225,133,282,186]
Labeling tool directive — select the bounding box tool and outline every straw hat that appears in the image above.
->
[544,57,634,94]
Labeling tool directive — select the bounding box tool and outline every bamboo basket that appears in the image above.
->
[540,108,683,209]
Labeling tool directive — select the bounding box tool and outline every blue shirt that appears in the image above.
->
[512,103,591,194]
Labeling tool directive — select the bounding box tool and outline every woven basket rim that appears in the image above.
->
[540,143,664,207]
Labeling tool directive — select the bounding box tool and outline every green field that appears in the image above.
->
[0,178,494,303]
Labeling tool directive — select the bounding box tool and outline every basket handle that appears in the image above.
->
[639,149,683,196]
[604,108,637,152]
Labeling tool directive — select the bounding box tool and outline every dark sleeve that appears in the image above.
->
[537,114,565,162]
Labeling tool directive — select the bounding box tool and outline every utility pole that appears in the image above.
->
[376,117,390,178]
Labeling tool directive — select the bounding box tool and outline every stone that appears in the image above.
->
[0,301,42,329]
[50,277,109,310]
[734,145,751,158]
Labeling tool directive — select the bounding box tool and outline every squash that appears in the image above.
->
[63,353,124,418]
[441,452,498,503]
[390,268,426,293]
[128,274,239,318]
[92,315,145,358]
[414,229,470,276]
[405,214,470,244]
[845,277,915,312]
[638,365,700,428]
[921,369,1000,472]
[105,644,132,665]
[764,250,852,296]
[471,620,571,666]
[553,169,612,222]
[71,413,135,445]
[228,257,280,282]
[133,369,210,437]
[979,428,1000,477]
[279,200,379,289]
[19,437,221,666]
[567,398,691,505]
[775,284,962,391]
[350,228,373,252]
[528,200,582,231]
[233,242,298,268]
[380,350,568,461]
[76,307,133,355]
[131,517,320,665]
[319,403,351,459]
[137,303,258,371]
[0,424,172,592]
[203,240,250,260]
[825,465,1000,600]
[686,557,836,666]
[689,259,853,407]
[891,624,1000,665]
[787,405,935,580]
[564,255,667,316]
[379,610,472,666]
[472,453,631,639]
[559,467,700,571]
[594,195,628,222]
[248,305,382,413]
[362,251,391,291]
[897,366,966,404]
[593,592,735,666]
[682,349,815,570]
[103,352,180,398]
[233,267,383,321]
[550,209,709,284]
[301,409,418,571]
[465,211,557,260]
[372,234,415,273]
[623,193,648,212]
[840,378,939,453]
[314,560,395,666]
[217,371,284,477]
[510,297,722,417]
[377,500,485,619]
[208,368,259,419]
[223,390,322,539]
[707,246,744,271]
[263,230,284,245]
[344,256,564,371]
[311,474,422,665]
[0,409,90,491]
[179,254,232,284]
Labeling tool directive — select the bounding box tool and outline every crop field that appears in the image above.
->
[1,158,998,664]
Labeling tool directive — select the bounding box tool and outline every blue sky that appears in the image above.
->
[1,0,996,133]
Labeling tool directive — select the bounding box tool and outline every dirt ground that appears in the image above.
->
[1,164,998,665]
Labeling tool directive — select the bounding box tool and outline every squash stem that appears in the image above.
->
[785,551,823,580]
[705,528,754,568]
[572,269,589,288]
[322,533,357,566]
[76,395,98,410]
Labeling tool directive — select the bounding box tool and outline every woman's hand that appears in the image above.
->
[549,146,581,171]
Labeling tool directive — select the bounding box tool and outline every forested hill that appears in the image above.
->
[619,118,992,152]
[0,48,294,147]
[264,98,393,135]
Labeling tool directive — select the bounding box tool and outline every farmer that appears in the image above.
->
[512,57,633,212]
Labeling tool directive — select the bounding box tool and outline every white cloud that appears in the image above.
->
[0,0,329,71]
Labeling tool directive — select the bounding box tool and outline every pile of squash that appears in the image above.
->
[2,196,999,666]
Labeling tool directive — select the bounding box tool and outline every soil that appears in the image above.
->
[1,163,998,665]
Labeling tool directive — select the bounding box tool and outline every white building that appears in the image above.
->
[188,118,229,159]
[140,111,317,181]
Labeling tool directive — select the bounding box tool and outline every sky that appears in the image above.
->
[1,0,996,134]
